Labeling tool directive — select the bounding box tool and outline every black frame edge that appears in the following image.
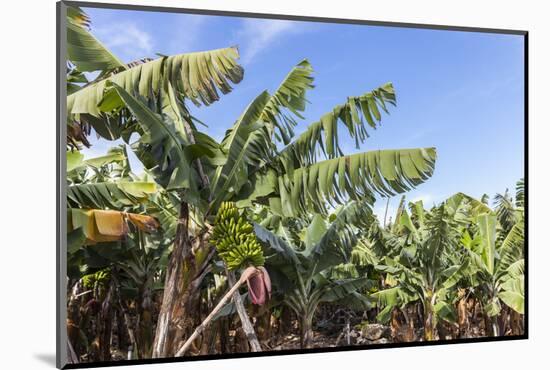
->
[62,335,528,369]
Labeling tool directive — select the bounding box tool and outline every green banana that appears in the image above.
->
[81,268,111,290]
[211,202,265,271]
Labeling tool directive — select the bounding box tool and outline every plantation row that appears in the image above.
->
[64,6,524,363]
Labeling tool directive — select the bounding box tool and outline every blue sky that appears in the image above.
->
[81,7,525,220]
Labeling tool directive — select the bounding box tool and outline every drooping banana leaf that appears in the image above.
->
[66,6,91,28]
[259,59,314,144]
[273,82,396,172]
[505,258,525,278]
[496,218,524,279]
[498,278,524,314]
[68,146,134,186]
[66,6,126,73]
[498,259,524,314]
[267,147,436,216]
[67,181,156,209]
[254,223,302,269]
[445,192,492,218]
[375,257,425,297]
[68,46,243,118]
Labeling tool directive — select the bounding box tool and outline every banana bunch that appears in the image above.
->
[81,269,111,290]
[211,202,265,270]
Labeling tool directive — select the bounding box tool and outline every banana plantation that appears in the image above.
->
[64,7,525,364]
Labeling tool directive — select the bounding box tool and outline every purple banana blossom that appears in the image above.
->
[245,266,272,305]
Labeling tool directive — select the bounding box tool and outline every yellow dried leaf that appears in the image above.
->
[127,213,160,233]
[93,210,127,237]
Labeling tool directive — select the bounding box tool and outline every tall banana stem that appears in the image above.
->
[225,268,262,352]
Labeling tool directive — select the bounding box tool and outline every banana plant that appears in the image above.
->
[373,202,470,340]
[254,201,375,348]
[498,259,524,315]
[66,145,171,359]
[461,212,524,335]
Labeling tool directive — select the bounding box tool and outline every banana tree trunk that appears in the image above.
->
[490,315,500,336]
[402,305,415,342]
[115,308,127,353]
[300,313,314,349]
[136,285,154,358]
[423,296,435,341]
[457,294,469,338]
[151,202,214,358]
[112,272,137,359]
[67,280,84,359]
[98,282,114,361]
[279,307,293,338]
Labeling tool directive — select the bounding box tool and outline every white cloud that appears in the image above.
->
[237,19,302,64]
[168,15,207,53]
[94,23,153,61]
